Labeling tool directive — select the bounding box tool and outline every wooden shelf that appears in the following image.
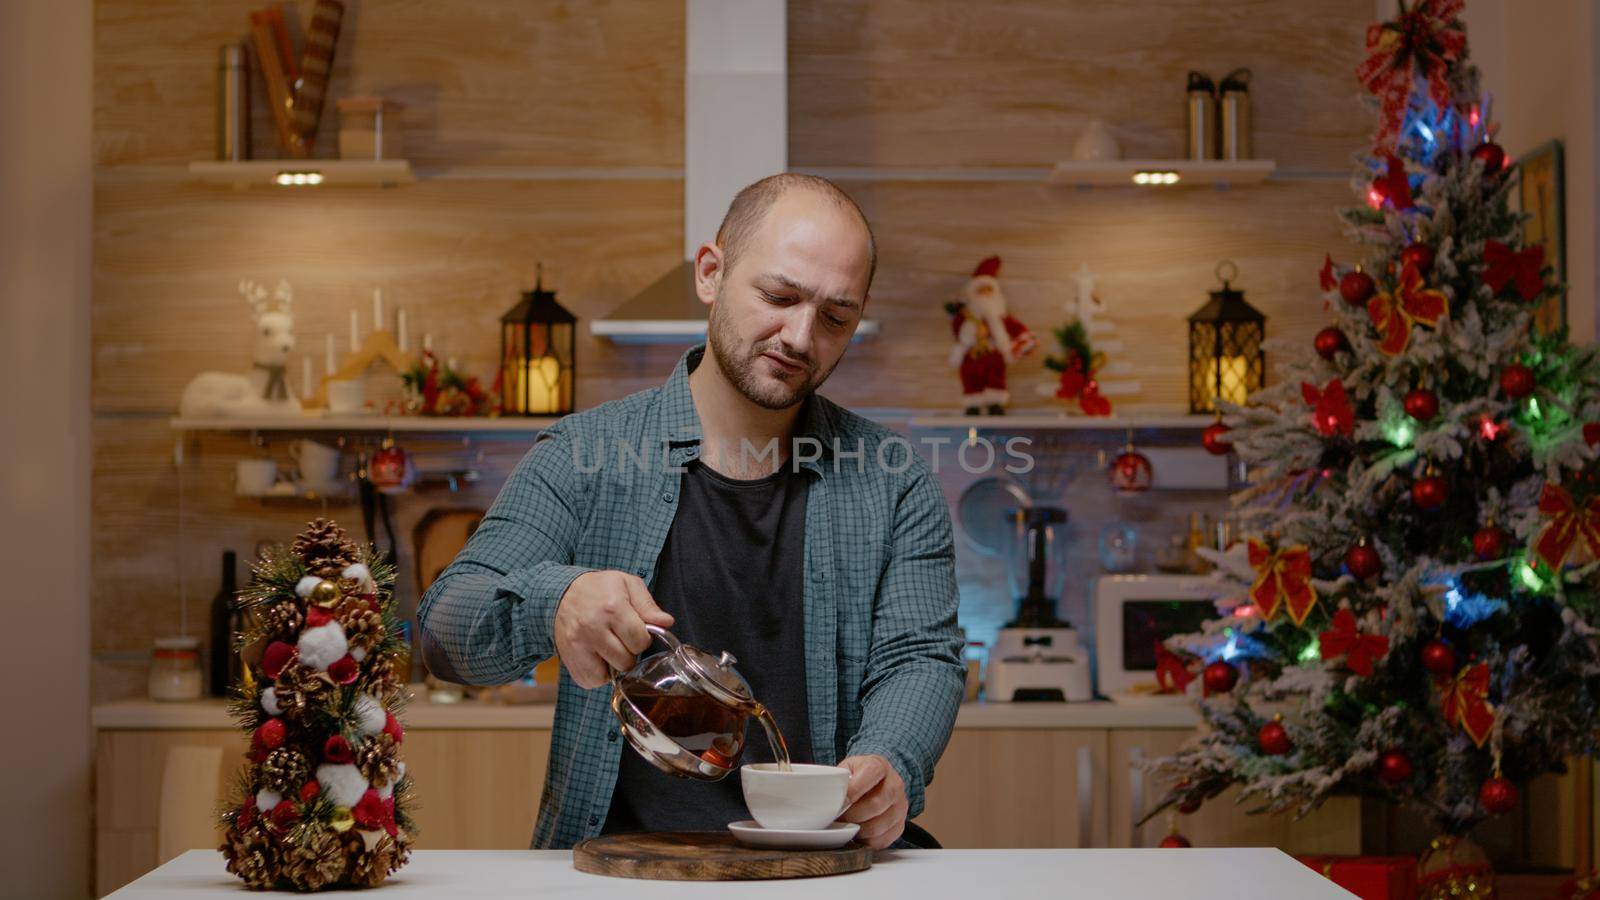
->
[170,415,555,434]
[908,412,1215,430]
[592,318,880,344]
[1048,159,1276,188]
[187,159,415,189]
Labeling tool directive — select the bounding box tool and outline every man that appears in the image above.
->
[419,173,965,850]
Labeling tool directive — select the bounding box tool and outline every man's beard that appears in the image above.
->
[706,294,841,411]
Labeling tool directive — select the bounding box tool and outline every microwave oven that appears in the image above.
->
[1094,574,1228,700]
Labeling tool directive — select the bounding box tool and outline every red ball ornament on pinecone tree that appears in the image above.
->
[1345,542,1381,580]
[1472,525,1508,561]
[1201,422,1232,456]
[1159,833,1193,848]
[1420,640,1456,675]
[1377,749,1414,784]
[1500,363,1535,399]
[1401,243,1435,273]
[1479,776,1518,814]
[1403,388,1439,422]
[1412,474,1449,511]
[1339,269,1376,307]
[1472,141,1506,174]
[1258,719,1292,756]
[1314,326,1348,361]
[1203,660,1239,696]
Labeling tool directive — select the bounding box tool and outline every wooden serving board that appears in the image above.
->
[572,832,871,881]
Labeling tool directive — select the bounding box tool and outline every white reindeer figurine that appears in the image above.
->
[177,280,302,417]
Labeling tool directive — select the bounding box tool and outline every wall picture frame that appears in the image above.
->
[1516,139,1567,333]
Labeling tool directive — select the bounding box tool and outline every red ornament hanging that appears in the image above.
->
[1471,141,1506,175]
[1420,640,1456,676]
[1472,525,1508,561]
[1314,326,1348,361]
[1177,796,1202,815]
[1583,422,1600,448]
[1202,660,1239,696]
[1412,474,1448,511]
[1499,363,1535,399]
[1401,242,1435,273]
[1339,269,1376,308]
[1201,422,1232,456]
[1344,542,1381,580]
[1479,776,1518,814]
[1159,833,1192,849]
[1108,447,1154,493]
[1377,749,1414,785]
[1258,719,1292,756]
[261,641,297,680]
[1403,387,1439,422]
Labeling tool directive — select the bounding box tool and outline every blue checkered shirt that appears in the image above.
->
[418,345,965,848]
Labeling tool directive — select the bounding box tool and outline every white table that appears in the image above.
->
[109,848,1356,898]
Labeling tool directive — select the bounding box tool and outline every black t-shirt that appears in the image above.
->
[602,459,814,834]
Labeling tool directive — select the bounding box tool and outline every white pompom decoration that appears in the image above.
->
[295,575,324,597]
[260,686,281,716]
[297,622,348,672]
[351,646,367,663]
[354,694,387,736]
[316,763,368,808]
[341,563,376,594]
[256,788,282,812]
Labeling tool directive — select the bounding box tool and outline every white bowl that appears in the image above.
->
[740,763,850,831]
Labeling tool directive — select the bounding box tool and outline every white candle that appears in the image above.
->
[301,355,312,400]
[349,309,359,352]
[373,287,384,333]
[423,332,433,354]
[324,334,335,375]
[447,356,458,371]
[397,309,408,352]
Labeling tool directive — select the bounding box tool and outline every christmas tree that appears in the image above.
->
[219,518,415,890]
[1147,0,1600,844]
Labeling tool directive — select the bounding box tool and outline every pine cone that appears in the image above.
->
[348,834,407,888]
[260,748,311,794]
[222,825,278,889]
[339,601,386,652]
[283,827,348,891]
[356,734,401,787]
[260,600,304,638]
[293,518,357,578]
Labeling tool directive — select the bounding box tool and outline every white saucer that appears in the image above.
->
[728,820,859,850]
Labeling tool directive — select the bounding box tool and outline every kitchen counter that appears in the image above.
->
[108,848,1348,899]
[92,697,1201,731]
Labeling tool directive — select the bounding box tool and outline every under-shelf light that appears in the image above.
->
[1132,170,1180,186]
[274,170,325,187]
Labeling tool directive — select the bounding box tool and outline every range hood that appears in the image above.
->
[591,0,878,344]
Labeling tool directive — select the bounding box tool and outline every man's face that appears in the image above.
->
[704,191,871,411]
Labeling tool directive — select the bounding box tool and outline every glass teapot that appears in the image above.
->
[609,625,763,781]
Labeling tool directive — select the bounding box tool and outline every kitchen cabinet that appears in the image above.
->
[918,728,1108,848]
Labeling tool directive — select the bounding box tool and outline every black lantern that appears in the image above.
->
[500,264,576,416]
[1188,260,1265,414]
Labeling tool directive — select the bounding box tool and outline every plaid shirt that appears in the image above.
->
[418,345,965,848]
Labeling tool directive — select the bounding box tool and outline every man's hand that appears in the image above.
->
[553,570,674,689]
[838,754,908,850]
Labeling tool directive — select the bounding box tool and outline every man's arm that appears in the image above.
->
[417,426,596,685]
[842,464,965,824]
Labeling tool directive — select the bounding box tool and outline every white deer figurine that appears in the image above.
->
[177,279,302,417]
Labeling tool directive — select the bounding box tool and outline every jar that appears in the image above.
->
[148,636,204,701]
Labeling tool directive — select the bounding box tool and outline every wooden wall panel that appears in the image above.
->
[95,0,683,167]
[790,0,1374,170]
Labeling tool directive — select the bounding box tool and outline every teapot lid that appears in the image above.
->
[651,625,754,707]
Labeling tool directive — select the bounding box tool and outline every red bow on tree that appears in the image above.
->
[1319,254,1338,292]
[1052,350,1113,416]
[1354,0,1467,154]
[1302,378,1355,438]
[1153,642,1195,694]
[1482,240,1546,302]
[1319,608,1390,677]
[1248,539,1319,625]
[1438,661,1495,747]
[1368,262,1448,356]
[1534,483,1600,570]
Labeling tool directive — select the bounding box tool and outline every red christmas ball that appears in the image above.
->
[268,801,300,832]
[1159,833,1193,849]
[1584,422,1600,448]
[1420,640,1456,675]
[261,641,296,681]
[1345,543,1381,580]
[1314,326,1348,361]
[1339,270,1376,307]
[1472,526,1508,561]
[1479,776,1519,814]
[1177,796,1203,815]
[1472,141,1506,174]
[1203,660,1239,696]
[1258,720,1292,756]
[1377,750,1414,785]
[1403,388,1439,422]
[253,717,287,751]
[328,654,359,685]
[384,711,405,744]
[299,780,321,804]
[1201,422,1232,456]
[1412,475,1448,511]
[1401,243,1435,273]
[1109,449,1153,493]
[1500,363,1535,399]
[324,734,355,765]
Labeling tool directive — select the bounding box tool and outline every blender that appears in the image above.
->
[985,506,1093,702]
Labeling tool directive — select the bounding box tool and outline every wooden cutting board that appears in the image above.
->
[572,832,871,881]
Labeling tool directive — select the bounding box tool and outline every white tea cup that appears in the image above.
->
[290,439,342,492]
[325,379,365,413]
[740,763,850,831]
[235,459,278,497]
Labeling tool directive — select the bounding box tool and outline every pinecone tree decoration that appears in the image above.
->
[259,748,312,794]
[222,825,276,888]
[356,734,401,786]
[292,518,357,578]
[284,830,347,892]
[338,599,385,652]
[260,600,304,638]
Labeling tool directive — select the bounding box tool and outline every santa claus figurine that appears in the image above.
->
[947,255,1037,414]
